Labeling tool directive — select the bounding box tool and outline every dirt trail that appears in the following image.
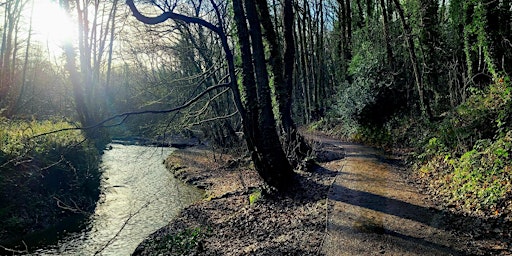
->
[320,140,470,255]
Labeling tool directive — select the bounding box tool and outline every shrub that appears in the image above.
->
[419,78,512,216]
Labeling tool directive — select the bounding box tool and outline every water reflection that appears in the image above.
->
[35,144,202,255]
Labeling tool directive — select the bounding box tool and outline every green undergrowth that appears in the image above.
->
[249,189,262,205]
[418,78,512,217]
[0,118,101,248]
[315,77,512,219]
[154,227,210,254]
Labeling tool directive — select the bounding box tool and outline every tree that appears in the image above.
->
[393,0,432,119]
[60,0,121,146]
[0,0,29,116]
[255,0,311,165]
[126,0,294,191]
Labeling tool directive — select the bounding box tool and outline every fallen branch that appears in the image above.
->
[0,241,28,254]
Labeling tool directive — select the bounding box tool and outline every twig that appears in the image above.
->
[54,196,89,215]
[187,111,238,127]
[31,83,230,139]
[0,240,28,254]
[94,201,151,255]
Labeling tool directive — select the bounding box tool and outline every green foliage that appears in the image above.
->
[155,227,210,254]
[334,33,384,136]
[463,0,497,78]
[352,125,392,147]
[249,189,262,205]
[451,135,511,208]
[432,78,511,153]
[419,78,512,215]
[424,134,512,213]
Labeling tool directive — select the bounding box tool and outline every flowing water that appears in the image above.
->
[33,144,202,255]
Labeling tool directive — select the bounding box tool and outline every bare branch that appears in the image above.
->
[0,242,28,254]
[32,83,231,139]
[54,196,90,215]
[186,87,230,117]
[126,0,221,34]
[94,201,151,255]
[187,111,239,127]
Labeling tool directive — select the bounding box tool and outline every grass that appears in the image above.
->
[0,117,101,244]
[0,117,85,157]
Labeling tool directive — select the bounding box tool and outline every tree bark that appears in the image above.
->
[61,0,111,148]
[14,0,35,114]
[380,0,394,68]
[255,0,311,165]
[419,0,440,102]
[0,0,25,114]
[243,0,294,188]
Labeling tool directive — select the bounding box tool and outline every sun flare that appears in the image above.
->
[28,0,77,54]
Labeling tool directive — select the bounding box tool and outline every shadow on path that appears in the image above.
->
[330,183,442,228]
[316,140,488,255]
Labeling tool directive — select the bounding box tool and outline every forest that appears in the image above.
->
[0,0,511,254]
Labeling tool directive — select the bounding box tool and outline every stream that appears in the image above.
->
[33,144,202,255]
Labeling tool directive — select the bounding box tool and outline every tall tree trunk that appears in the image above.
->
[305,1,318,117]
[105,0,118,90]
[256,0,311,165]
[419,0,440,106]
[344,0,352,61]
[380,0,394,68]
[255,0,286,127]
[393,0,432,120]
[355,0,364,28]
[317,0,326,115]
[61,0,110,148]
[243,0,294,188]
[231,0,258,153]
[298,7,312,123]
[367,0,374,18]
[0,0,27,115]
[14,0,35,114]
[284,0,310,157]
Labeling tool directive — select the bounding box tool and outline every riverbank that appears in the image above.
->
[0,119,101,252]
[133,143,342,255]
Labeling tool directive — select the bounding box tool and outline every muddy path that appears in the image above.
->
[314,138,477,255]
[132,134,509,255]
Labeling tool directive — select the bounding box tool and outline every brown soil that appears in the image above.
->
[133,144,336,255]
[133,134,512,255]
